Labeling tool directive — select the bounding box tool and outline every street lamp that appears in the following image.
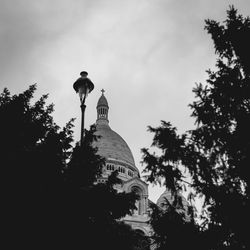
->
[73,71,94,146]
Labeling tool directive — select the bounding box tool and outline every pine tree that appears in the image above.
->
[142,6,250,250]
[0,85,74,248]
[1,85,145,250]
[63,125,147,250]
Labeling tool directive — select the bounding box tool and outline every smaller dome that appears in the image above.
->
[156,189,191,220]
[97,91,108,107]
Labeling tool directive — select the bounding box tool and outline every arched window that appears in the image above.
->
[135,229,145,236]
[131,186,143,215]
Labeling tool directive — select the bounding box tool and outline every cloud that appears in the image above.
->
[0,0,250,202]
[0,0,95,89]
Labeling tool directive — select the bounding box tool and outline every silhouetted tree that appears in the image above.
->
[63,126,147,250]
[1,85,145,250]
[142,6,250,250]
[0,85,74,248]
[142,122,201,250]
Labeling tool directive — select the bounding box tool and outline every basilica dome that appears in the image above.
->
[93,90,139,179]
[94,124,137,170]
[90,89,151,236]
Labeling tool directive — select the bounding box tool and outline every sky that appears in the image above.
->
[1,0,250,203]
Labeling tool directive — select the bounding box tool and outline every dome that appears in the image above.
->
[97,93,108,107]
[93,90,139,175]
[93,123,138,172]
[156,189,191,220]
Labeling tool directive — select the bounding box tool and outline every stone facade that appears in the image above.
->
[93,91,152,236]
[91,90,191,250]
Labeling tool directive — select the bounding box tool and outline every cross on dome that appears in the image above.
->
[96,89,109,125]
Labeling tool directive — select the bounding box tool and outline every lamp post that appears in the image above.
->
[73,71,94,146]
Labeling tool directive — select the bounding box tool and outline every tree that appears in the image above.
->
[0,85,74,248]
[62,126,146,250]
[1,85,144,250]
[142,122,201,250]
[142,6,250,250]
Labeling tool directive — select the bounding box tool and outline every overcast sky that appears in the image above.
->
[1,0,250,202]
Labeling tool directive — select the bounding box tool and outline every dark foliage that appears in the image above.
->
[149,202,201,250]
[0,84,74,248]
[1,85,143,250]
[63,140,141,250]
[142,6,250,250]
